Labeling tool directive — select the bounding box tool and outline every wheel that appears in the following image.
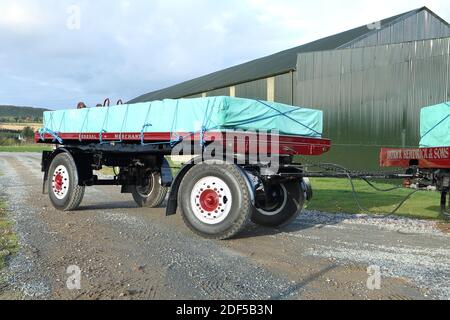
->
[48,152,85,211]
[251,179,305,228]
[131,171,168,208]
[178,163,252,240]
[441,192,449,219]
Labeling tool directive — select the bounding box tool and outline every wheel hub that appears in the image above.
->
[136,173,154,197]
[255,184,288,216]
[199,189,220,212]
[190,176,233,225]
[54,173,63,192]
[52,165,69,200]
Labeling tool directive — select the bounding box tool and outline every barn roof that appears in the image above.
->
[129,7,447,103]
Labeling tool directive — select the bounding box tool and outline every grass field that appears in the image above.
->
[306,178,442,220]
[0,123,41,131]
[0,145,52,152]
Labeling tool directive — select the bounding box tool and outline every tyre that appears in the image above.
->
[251,180,305,228]
[48,152,85,211]
[131,171,168,208]
[178,163,252,240]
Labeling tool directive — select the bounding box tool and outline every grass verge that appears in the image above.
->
[165,159,442,220]
[0,198,18,270]
[306,178,442,220]
[0,144,52,153]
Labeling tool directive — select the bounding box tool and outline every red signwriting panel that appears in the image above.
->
[380,147,450,169]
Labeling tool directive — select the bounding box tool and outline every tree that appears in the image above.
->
[21,126,35,140]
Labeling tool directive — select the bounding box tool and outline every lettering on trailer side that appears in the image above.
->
[387,148,449,160]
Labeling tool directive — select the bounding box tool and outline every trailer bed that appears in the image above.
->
[35,131,331,156]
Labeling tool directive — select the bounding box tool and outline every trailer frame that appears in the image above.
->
[36,130,331,239]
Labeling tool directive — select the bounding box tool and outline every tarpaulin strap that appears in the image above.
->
[57,112,65,133]
[140,123,153,145]
[169,136,182,148]
[100,108,112,144]
[140,103,174,147]
[229,109,298,127]
[139,103,154,145]
[142,103,153,128]
[160,99,214,147]
[199,98,218,147]
[420,103,450,140]
[170,101,182,147]
[200,126,207,147]
[114,104,130,143]
[44,112,56,134]
[99,129,107,144]
[200,101,211,147]
[255,100,322,137]
[78,108,90,142]
[99,105,129,145]
[140,102,184,147]
[39,128,63,144]
[117,104,130,142]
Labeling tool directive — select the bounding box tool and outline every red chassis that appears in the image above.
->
[35,131,331,157]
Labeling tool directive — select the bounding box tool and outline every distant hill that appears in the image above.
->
[0,105,51,122]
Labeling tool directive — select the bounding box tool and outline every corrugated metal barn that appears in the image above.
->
[130,7,450,169]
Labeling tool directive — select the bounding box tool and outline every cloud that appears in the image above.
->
[0,0,449,109]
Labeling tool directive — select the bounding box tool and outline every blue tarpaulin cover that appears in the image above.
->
[42,97,323,139]
[420,102,450,148]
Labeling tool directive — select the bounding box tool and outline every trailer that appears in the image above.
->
[36,123,331,239]
[380,146,450,217]
[35,97,449,239]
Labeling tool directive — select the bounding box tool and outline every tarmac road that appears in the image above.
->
[0,152,449,300]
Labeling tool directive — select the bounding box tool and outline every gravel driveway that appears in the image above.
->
[0,152,449,300]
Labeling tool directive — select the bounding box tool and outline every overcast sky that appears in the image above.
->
[1,0,449,109]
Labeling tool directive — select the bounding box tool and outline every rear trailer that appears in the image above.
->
[36,97,330,240]
[380,102,450,217]
[380,147,450,217]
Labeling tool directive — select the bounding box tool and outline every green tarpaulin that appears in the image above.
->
[420,102,450,148]
[43,97,323,139]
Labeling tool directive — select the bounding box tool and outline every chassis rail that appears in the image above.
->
[35,131,331,157]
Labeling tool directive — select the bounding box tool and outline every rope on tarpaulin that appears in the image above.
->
[78,108,90,142]
[38,127,63,145]
[165,98,322,148]
[42,98,322,147]
[139,101,185,147]
[254,99,322,137]
[99,104,131,144]
[420,102,450,145]
[38,112,63,144]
